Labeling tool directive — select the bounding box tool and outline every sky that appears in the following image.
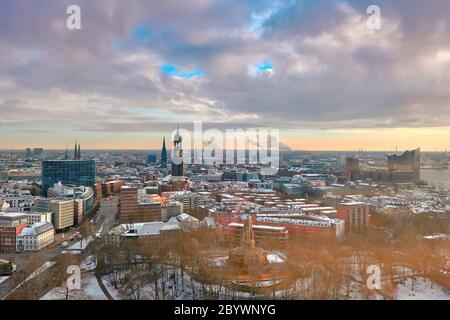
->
[0,0,449,151]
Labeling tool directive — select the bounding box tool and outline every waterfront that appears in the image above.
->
[421,169,450,188]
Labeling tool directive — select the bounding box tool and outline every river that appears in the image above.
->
[421,169,450,188]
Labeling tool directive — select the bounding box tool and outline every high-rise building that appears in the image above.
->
[41,159,95,196]
[172,126,184,176]
[336,202,370,233]
[160,137,167,168]
[387,148,420,184]
[34,198,74,231]
[345,157,361,180]
[119,186,161,223]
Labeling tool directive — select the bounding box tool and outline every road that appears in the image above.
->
[94,196,119,237]
[0,195,118,300]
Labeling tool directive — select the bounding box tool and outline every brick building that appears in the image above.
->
[0,213,28,253]
[119,186,161,223]
[336,202,370,233]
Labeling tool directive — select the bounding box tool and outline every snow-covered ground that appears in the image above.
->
[100,266,288,300]
[40,274,107,300]
[267,253,285,264]
[61,250,81,255]
[80,256,97,271]
[0,276,10,284]
[395,277,450,300]
[102,276,123,300]
[67,236,94,251]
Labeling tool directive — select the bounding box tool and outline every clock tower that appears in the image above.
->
[171,125,184,176]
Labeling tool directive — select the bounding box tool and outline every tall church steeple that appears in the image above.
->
[160,137,167,169]
[73,142,81,160]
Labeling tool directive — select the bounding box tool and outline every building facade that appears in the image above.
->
[16,222,54,252]
[0,189,34,212]
[0,213,28,253]
[387,148,421,184]
[119,186,162,223]
[35,198,74,231]
[336,202,370,233]
[41,160,96,196]
[24,211,52,225]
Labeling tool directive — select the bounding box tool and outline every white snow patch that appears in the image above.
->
[40,274,107,300]
[80,256,97,271]
[0,276,10,284]
[395,277,450,300]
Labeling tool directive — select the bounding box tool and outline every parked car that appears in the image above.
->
[60,241,68,248]
[0,260,15,276]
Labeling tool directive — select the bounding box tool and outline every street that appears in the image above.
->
[0,195,118,300]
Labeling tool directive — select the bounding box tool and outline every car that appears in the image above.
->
[0,260,16,276]
[60,241,68,248]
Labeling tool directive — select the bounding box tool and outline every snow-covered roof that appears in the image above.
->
[18,221,53,236]
[177,212,198,222]
[138,222,166,236]
[228,222,286,231]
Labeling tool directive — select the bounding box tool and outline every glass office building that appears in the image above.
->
[41,160,96,196]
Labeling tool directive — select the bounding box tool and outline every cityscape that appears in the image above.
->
[0,133,449,300]
[0,0,449,308]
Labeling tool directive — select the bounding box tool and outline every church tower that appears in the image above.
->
[171,125,184,176]
[160,137,167,168]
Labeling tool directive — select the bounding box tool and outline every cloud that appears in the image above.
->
[0,0,449,149]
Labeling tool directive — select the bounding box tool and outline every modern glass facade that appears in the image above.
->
[41,160,96,196]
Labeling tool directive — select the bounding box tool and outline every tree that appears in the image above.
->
[79,219,93,248]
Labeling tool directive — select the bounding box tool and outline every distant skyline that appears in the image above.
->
[1,1,450,150]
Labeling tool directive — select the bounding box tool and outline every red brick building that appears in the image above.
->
[103,180,124,196]
[119,186,161,223]
[336,202,370,233]
[94,182,103,201]
[0,213,28,253]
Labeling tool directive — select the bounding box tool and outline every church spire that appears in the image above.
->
[160,136,167,169]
